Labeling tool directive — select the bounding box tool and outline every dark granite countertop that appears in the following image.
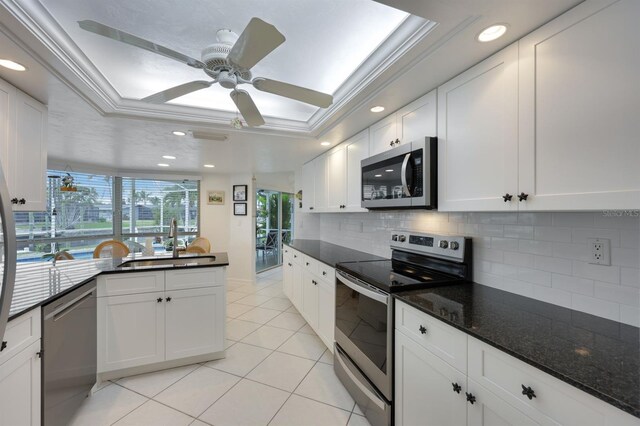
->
[395,283,640,418]
[8,252,229,321]
[285,239,385,267]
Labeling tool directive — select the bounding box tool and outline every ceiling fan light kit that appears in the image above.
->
[79,17,334,127]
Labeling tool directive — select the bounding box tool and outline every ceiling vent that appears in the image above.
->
[190,130,229,142]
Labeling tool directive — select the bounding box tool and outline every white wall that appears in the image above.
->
[295,210,640,326]
[199,174,231,253]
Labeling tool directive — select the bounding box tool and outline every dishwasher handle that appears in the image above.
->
[45,287,95,322]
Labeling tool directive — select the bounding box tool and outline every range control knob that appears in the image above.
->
[439,240,449,249]
[398,235,407,243]
[391,234,398,241]
[450,241,460,250]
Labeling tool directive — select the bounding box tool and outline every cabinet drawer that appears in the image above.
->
[395,300,467,373]
[303,255,319,276]
[290,249,303,265]
[0,309,41,367]
[98,271,165,297]
[468,337,634,426]
[165,267,225,291]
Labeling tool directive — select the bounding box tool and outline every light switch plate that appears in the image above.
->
[588,238,611,265]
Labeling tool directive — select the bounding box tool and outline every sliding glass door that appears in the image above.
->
[255,190,294,273]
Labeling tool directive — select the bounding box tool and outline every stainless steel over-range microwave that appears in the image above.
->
[361,137,437,209]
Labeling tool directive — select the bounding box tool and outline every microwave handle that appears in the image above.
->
[401,153,412,197]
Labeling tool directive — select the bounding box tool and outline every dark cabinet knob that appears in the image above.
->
[395,138,400,145]
[157,297,163,303]
[0,341,7,351]
[36,350,43,359]
[452,383,462,394]
[19,198,26,204]
[521,385,536,400]
[518,192,529,202]
[288,263,292,267]
[502,193,513,202]
[166,296,172,302]
[10,198,18,204]
[390,141,394,146]
[309,206,314,210]
[419,325,427,334]
[294,255,297,258]
[322,271,327,276]
[306,262,309,266]
[465,392,476,404]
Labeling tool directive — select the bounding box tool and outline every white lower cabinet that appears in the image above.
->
[302,271,319,329]
[283,253,294,299]
[317,278,335,352]
[395,300,639,426]
[97,268,226,374]
[165,286,225,361]
[0,340,41,426]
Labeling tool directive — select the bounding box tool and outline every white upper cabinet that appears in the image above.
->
[326,144,347,212]
[369,113,398,156]
[313,155,328,212]
[301,160,315,212]
[438,43,519,212]
[344,129,369,211]
[518,0,640,210]
[396,89,437,144]
[0,78,47,212]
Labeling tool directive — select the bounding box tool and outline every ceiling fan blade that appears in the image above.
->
[230,90,265,127]
[227,18,285,70]
[78,20,205,69]
[141,80,215,104]
[253,78,333,108]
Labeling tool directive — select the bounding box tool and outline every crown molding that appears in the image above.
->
[1,0,435,136]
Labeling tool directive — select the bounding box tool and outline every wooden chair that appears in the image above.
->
[185,245,207,254]
[93,240,130,258]
[187,237,211,253]
[54,251,74,261]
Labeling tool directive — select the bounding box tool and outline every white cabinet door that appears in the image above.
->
[0,79,15,187]
[396,89,437,144]
[518,0,640,210]
[302,271,319,329]
[467,378,539,426]
[283,254,294,299]
[438,43,519,212]
[292,263,303,311]
[369,113,398,156]
[11,90,47,211]
[0,340,41,426]
[165,287,225,361]
[98,292,165,373]
[344,129,369,212]
[301,161,315,212]
[326,145,347,212]
[317,277,335,351]
[395,331,467,426]
[313,155,328,212]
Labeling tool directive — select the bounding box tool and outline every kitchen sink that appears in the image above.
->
[118,255,217,268]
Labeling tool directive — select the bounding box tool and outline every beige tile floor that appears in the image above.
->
[69,267,371,426]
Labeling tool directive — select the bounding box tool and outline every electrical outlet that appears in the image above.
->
[588,238,611,265]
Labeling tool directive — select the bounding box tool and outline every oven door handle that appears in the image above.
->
[400,153,412,197]
[335,347,386,410]
[336,272,388,305]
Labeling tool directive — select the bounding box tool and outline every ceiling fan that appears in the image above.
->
[78,18,334,127]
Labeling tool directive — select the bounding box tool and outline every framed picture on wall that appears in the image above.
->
[233,184,247,201]
[207,190,225,205]
[234,202,247,216]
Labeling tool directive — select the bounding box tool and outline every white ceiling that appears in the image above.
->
[0,0,584,174]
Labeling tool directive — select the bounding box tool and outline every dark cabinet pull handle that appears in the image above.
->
[157,297,163,303]
[419,325,427,334]
[502,193,513,202]
[521,385,536,400]
[0,341,7,351]
[19,198,26,204]
[518,192,529,202]
[166,296,172,302]
[10,198,18,204]
[452,383,462,394]
[465,392,476,404]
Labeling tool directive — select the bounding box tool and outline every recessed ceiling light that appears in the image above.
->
[320,141,331,146]
[477,24,508,42]
[162,155,176,160]
[204,164,215,168]
[385,169,394,172]
[374,174,382,177]
[157,163,170,167]
[370,106,385,113]
[0,59,27,71]
[172,131,186,136]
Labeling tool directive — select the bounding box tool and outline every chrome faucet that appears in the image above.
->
[168,218,179,258]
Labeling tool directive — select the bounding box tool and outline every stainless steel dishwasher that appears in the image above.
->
[42,280,96,426]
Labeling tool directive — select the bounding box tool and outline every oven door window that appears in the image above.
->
[362,150,422,201]
[336,280,388,374]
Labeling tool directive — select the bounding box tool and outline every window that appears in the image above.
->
[16,171,200,262]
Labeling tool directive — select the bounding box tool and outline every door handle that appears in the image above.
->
[400,153,412,197]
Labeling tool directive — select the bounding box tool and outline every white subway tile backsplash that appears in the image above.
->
[295,210,639,326]
[594,213,640,229]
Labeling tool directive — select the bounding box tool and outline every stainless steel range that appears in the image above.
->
[333,231,472,426]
